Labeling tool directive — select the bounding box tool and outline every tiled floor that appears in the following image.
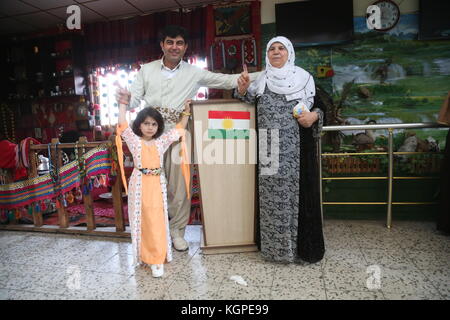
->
[1,219,449,300]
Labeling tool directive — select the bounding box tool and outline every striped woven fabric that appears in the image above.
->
[85,148,112,177]
[0,175,55,209]
[0,147,112,209]
[58,163,80,195]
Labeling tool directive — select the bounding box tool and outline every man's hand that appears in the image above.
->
[237,64,251,95]
[297,111,319,128]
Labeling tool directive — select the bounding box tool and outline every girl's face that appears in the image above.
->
[140,116,158,140]
[268,42,288,68]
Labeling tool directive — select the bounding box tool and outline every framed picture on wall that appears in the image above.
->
[214,3,251,36]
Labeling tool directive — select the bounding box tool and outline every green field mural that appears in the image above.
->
[263,14,450,151]
[331,14,450,150]
[332,15,450,122]
[262,15,449,218]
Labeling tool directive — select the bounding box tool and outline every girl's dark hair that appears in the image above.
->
[131,107,165,139]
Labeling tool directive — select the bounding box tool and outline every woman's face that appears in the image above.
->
[268,42,289,68]
[140,116,158,140]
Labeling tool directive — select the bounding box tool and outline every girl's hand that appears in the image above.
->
[297,111,319,128]
[237,64,250,95]
[178,100,192,128]
[184,99,192,114]
[114,81,131,105]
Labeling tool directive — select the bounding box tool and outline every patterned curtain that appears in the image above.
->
[84,7,208,68]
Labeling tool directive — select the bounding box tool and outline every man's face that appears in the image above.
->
[160,36,188,65]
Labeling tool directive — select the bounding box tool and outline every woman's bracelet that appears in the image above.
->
[181,111,191,116]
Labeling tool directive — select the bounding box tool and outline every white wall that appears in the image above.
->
[260,0,419,24]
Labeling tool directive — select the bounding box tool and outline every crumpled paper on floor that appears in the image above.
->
[229,275,248,286]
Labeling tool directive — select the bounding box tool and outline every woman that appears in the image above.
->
[235,36,325,263]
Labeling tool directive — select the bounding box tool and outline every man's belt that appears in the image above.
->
[154,106,181,124]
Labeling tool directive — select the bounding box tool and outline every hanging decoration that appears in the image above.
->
[241,38,257,67]
[75,186,83,201]
[209,41,225,70]
[210,37,257,71]
[0,145,112,209]
[222,39,242,71]
[0,103,15,143]
[93,176,100,188]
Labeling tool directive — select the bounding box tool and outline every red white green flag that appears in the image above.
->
[208,111,250,139]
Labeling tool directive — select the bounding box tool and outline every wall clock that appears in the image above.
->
[367,0,400,32]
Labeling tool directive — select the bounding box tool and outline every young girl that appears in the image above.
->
[115,86,191,277]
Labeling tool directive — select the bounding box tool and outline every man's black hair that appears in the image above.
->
[132,107,165,139]
[159,25,189,44]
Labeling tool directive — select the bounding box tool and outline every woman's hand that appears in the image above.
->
[297,111,319,128]
[237,64,250,95]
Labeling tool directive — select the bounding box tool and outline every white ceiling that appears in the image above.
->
[0,0,228,36]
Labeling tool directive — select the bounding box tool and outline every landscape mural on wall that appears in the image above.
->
[262,13,449,180]
[331,14,450,151]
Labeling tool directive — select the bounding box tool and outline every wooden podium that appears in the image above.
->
[192,99,258,254]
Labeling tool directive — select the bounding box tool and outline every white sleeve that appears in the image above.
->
[129,68,145,110]
[197,69,240,89]
[197,70,263,90]
[120,126,141,159]
[158,128,181,153]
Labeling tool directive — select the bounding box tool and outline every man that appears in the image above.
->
[129,25,258,251]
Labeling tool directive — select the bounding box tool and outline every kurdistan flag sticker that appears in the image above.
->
[208,110,250,139]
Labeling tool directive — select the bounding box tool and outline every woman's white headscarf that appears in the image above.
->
[248,36,315,107]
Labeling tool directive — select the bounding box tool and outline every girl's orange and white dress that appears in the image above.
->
[117,122,182,266]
